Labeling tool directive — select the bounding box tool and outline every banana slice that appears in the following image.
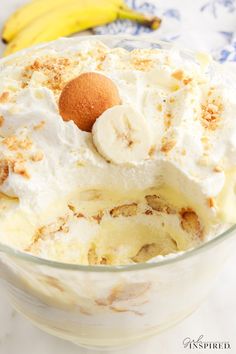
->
[92,105,151,164]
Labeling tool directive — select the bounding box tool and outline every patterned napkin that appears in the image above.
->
[94,0,236,63]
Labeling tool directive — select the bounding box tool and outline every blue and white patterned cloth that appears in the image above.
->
[94,0,236,63]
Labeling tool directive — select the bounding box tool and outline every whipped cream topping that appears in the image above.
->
[0,38,236,261]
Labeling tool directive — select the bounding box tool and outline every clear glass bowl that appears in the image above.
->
[0,35,236,351]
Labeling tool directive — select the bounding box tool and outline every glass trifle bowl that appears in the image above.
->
[0,226,236,350]
[0,36,236,351]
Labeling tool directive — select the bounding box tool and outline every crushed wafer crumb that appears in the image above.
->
[0,159,9,185]
[148,145,156,157]
[180,208,202,238]
[76,212,85,218]
[207,197,216,208]
[30,151,44,162]
[145,195,176,214]
[213,165,223,173]
[207,86,216,96]
[201,96,224,130]
[22,57,74,92]
[88,245,98,265]
[12,161,30,179]
[144,209,153,215]
[87,244,111,265]
[2,136,32,151]
[164,111,172,128]
[110,203,138,217]
[172,70,184,81]
[100,256,111,265]
[34,216,69,242]
[33,120,45,130]
[183,78,192,85]
[0,92,10,104]
[92,210,104,224]
[131,58,154,71]
[68,204,85,218]
[161,139,176,153]
[96,54,107,70]
[132,243,160,263]
[15,152,25,161]
[0,115,5,127]
[68,204,76,212]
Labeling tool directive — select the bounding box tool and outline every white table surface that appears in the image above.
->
[0,1,236,353]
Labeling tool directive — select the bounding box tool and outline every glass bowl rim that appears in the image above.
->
[0,34,234,273]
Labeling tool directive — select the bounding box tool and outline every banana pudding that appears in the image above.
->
[0,38,235,265]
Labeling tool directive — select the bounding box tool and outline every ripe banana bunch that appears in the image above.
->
[2,0,161,56]
[92,105,151,164]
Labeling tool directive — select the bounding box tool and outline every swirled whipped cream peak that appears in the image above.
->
[0,38,235,265]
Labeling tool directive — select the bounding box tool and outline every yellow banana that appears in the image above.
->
[4,0,161,56]
[2,0,71,43]
[2,0,125,43]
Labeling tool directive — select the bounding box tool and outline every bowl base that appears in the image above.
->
[9,296,202,351]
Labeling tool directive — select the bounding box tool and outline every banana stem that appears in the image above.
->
[117,7,161,30]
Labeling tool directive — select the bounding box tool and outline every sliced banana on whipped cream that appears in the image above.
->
[92,105,152,164]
